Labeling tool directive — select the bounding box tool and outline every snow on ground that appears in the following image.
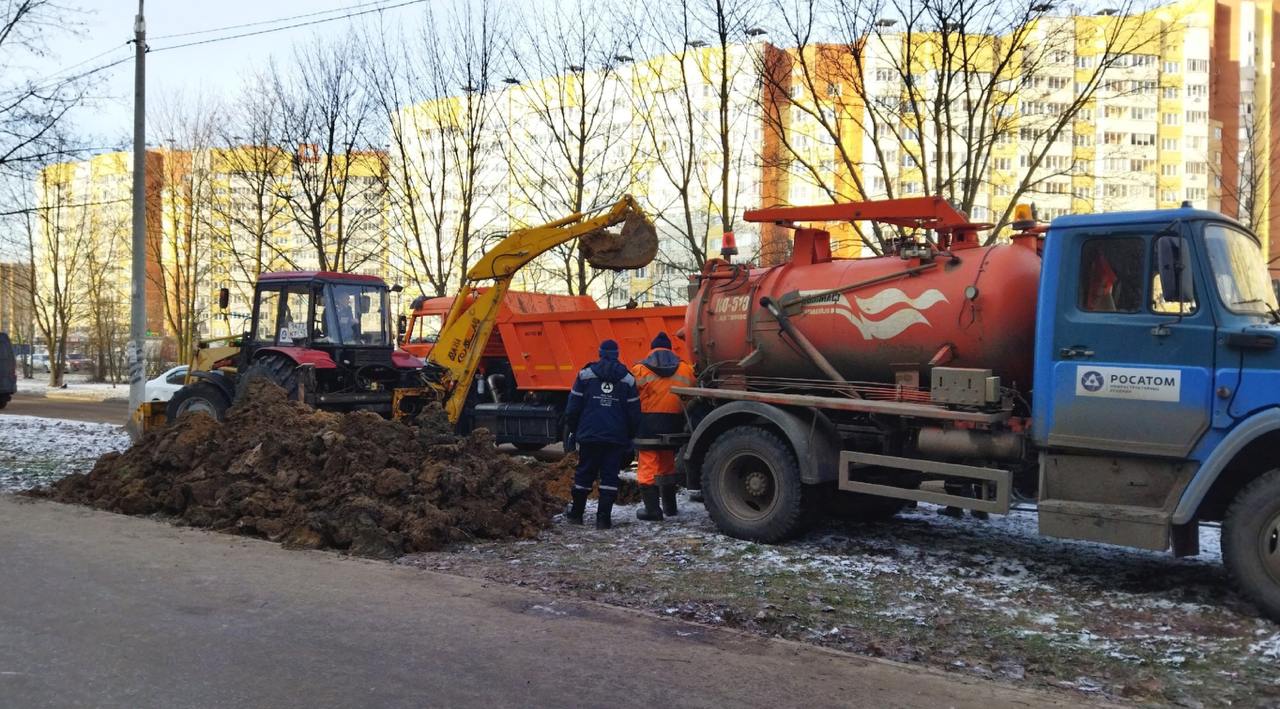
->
[404,492,1279,706]
[16,374,129,401]
[0,415,129,492]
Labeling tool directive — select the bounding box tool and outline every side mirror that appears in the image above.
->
[1156,235,1195,304]
[390,283,404,293]
[397,314,408,338]
[218,287,230,310]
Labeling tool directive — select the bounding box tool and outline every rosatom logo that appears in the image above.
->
[600,382,614,394]
[1080,370,1105,392]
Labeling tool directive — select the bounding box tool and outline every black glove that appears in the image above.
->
[564,432,577,454]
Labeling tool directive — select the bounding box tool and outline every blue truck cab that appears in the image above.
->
[1031,205,1280,617]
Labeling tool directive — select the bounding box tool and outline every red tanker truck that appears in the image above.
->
[679,196,1280,620]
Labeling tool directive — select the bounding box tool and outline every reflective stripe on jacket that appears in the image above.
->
[565,356,642,445]
[630,348,695,437]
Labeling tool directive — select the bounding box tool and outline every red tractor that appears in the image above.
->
[164,271,436,423]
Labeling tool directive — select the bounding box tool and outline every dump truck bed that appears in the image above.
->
[402,291,687,392]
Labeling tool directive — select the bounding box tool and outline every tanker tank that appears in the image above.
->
[685,239,1042,392]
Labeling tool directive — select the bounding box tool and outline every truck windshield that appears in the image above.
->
[326,283,391,345]
[1204,224,1278,316]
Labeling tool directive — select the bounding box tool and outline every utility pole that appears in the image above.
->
[128,0,147,422]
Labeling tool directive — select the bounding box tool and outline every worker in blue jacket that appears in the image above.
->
[564,339,642,529]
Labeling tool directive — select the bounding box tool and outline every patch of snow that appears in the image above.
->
[0,414,128,492]
[1248,633,1280,659]
[16,374,129,401]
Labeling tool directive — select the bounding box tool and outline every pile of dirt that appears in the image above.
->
[35,380,562,558]
[534,453,643,506]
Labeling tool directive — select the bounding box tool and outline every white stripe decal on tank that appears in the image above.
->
[854,288,949,315]
[794,287,949,340]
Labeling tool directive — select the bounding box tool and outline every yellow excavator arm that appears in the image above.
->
[427,195,656,423]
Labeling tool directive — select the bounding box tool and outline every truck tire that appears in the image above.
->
[702,426,811,543]
[166,381,231,422]
[1223,469,1280,621]
[235,355,301,404]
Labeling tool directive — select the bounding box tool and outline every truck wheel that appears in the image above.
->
[236,355,301,403]
[166,381,230,422]
[702,426,811,543]
[1223,469,1280,621]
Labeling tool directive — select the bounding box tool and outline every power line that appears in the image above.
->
[148,0,432,53]
[149,0,410,41]
[0,197,131,218]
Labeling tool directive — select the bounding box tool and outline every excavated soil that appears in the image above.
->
[579,210,658,270]
[35,380,563,558]
[534,453,643,506]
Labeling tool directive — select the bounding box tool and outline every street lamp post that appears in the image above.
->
[128,0,147,422]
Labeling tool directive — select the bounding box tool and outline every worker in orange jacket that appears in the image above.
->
[630,332,695,521]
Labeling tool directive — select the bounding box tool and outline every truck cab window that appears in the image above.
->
[1079,238,1144,312]
[255,290,281,341]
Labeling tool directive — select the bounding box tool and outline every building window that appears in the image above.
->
[1186,58,1209,72]
[1161,138,1178,151]
[1186,84,1207,98]
[1162,61,1179,74]
[1161,112,1179,125]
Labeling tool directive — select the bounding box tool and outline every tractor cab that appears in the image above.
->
[239,272,432,402]
[247,271,397,366]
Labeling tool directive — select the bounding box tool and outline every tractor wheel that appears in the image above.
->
[702,426,812,543]
[235,355,302,404]
[1223,469,1280,622]
[166,381,231,422]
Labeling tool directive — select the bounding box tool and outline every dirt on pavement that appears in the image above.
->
[33,380,562,557]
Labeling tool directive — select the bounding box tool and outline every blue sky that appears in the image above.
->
[60,1,420,145]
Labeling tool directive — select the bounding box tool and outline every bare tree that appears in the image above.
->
[759,0,1169,253]
[625,0,764,302]
[151,93,219,363]
[271,36,385,274]
[212,80,298,312]
[27,146,94,386]
[1217,107,1279,236]
[504,0,640,297]
[0,1,90,174]
[364,0,506,297]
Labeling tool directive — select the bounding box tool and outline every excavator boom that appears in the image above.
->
[427,195,657,423]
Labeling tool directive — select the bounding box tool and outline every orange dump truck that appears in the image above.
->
[402,290,687,450]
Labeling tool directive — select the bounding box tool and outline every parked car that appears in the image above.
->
[64,354,91,373]
[0,333,15,409]
[145,365,188,402]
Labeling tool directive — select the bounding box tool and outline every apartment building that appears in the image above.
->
[396,0,1276,296]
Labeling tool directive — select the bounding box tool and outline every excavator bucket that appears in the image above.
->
[579,209,658,270]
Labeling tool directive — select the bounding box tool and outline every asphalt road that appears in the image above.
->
[1,392,129,424]
[0,497,1091,709]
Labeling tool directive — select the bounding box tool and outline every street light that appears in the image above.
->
[687,39,707,48]
[746,27,768,37]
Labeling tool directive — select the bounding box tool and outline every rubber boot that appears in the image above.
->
[635,485,664,522]
[660,484,679,517]
[596,490,616,530]
[565,488,587,525]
